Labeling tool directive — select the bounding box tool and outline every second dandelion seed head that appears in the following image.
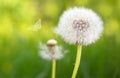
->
[39,39,66,60]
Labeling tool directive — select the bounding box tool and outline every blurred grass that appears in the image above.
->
[0,0,120,78]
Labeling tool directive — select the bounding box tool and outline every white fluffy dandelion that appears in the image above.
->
[55,7,103,78]
[39,39,67,78]
[39,39,66,60]
[55,7,103,45]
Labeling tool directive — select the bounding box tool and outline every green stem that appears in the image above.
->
[52,59,56,78]
[71,44,82,78]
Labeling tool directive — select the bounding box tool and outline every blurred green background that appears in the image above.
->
[0,0,120,78]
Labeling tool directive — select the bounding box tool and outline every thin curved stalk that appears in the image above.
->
[71,44,82,78]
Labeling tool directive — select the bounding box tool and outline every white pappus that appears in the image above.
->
[39,39,67,60]
[55,7,103,45]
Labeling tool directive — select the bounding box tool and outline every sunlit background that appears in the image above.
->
[0,0,120,78]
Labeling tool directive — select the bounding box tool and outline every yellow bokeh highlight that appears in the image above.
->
[0,14,13,37]
[44,2,59,18]
[0,14,13,27]
[0,0,20,7]
[0,27,13,39]
[19,1,37,20]
[0,0,37,38]
[105,19,119,36]
[97,2,113,17]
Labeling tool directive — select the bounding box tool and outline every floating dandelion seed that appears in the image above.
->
[55,7,103,78]
[28,19,41,31]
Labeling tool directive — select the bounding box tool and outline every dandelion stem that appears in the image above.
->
[52,59,56,78]
[71,44,82,78]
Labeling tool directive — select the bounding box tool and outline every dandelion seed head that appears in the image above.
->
[55,7,103,45]
[39,39,66,60]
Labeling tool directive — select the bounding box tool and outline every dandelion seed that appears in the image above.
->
[27,19,41,31]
